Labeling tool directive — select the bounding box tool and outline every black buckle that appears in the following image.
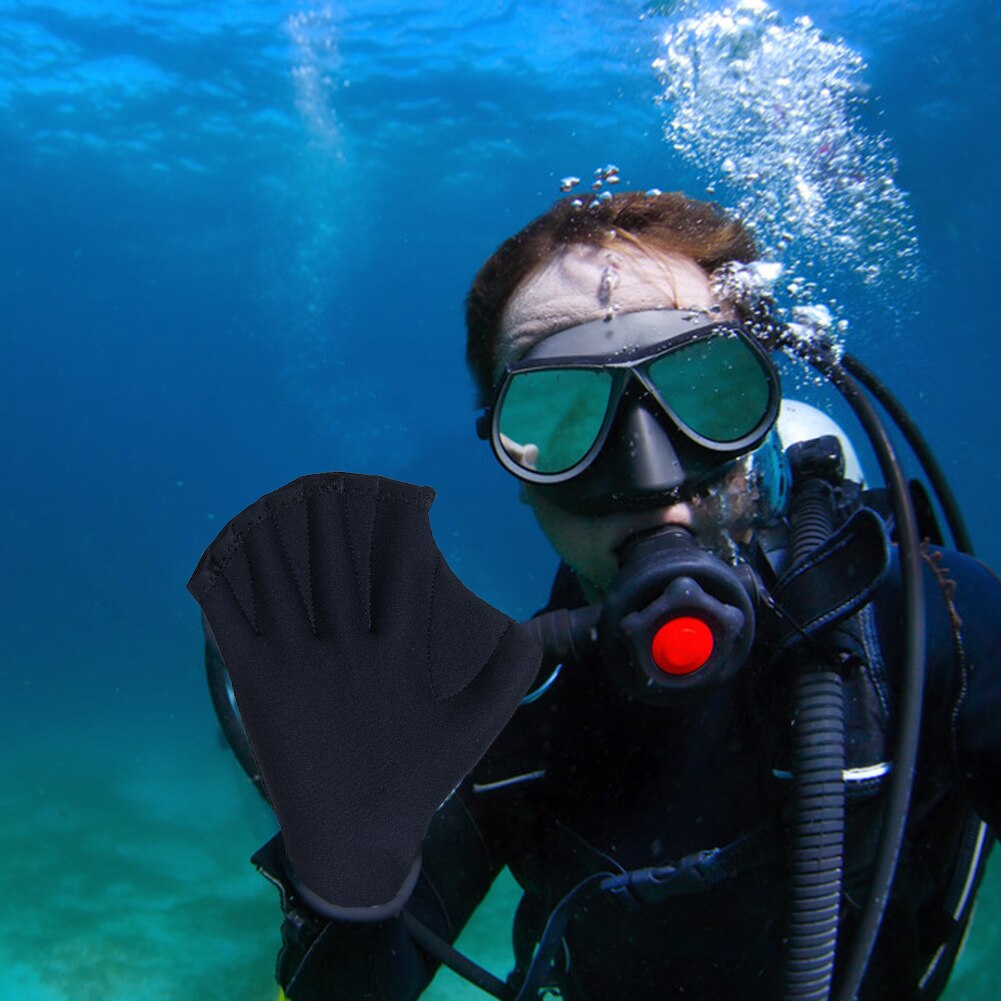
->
[601,848,727,910]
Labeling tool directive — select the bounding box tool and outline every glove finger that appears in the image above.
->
[300,475,375,641]
[188,520,262,673]
[365,477,438,642]
[261,483,320,636]
[232,486,324,640]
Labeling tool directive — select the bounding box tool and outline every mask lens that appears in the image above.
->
[647,334,772,443]
[498,368,612,473]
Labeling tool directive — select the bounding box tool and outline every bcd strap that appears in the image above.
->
[769,507,890,655]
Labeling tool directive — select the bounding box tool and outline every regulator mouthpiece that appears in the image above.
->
[601,526,757,704]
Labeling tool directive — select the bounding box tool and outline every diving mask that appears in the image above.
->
[479,310,781,512]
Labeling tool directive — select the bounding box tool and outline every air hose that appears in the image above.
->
[796,346,927,1001]
[842,354,972,555]
[783,466,846,1001]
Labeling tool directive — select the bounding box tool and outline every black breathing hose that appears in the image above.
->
[814,358,928,1001]
[784,481,846,1001]
[842,354,973,555]
[786,671,846,1000]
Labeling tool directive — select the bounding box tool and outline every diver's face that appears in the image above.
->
[496,243,742,599]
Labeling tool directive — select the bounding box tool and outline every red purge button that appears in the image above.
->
[651,617,715,675]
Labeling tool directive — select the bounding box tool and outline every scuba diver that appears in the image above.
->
[190,191,1001,1001]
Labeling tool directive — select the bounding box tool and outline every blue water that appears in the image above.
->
[1,1,999,998]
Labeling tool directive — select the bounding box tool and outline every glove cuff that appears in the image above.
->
[294,853,423,923]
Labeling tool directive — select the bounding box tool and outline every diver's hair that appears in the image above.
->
[465,191,757,405]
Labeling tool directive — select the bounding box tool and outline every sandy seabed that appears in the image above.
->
[1,721,996,1001]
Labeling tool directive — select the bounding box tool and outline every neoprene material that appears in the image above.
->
[187,472,542,920]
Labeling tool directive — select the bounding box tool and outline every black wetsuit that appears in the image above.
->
[252,540,1001,1001]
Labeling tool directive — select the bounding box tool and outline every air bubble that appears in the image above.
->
[653,0,919,316]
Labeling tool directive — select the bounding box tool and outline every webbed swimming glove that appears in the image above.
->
[187,472,541,920]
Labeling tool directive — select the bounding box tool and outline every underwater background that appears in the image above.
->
[1,0,999,997]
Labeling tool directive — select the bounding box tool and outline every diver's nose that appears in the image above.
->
[607,404,687,494]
